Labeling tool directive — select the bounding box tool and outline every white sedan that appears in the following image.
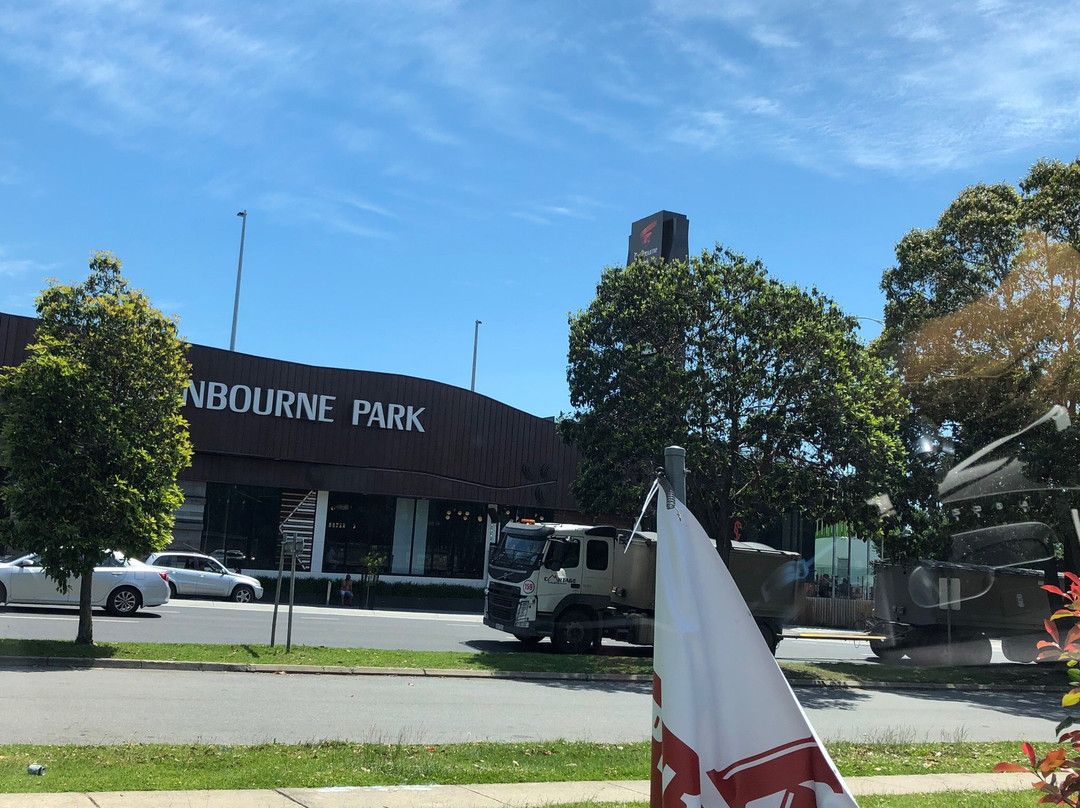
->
[0,552,171,616]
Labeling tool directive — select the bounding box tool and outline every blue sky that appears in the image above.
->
[2,1,1079,419]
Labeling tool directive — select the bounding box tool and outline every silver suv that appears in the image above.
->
[145,551,263,603]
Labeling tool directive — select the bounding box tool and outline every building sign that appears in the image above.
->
[627,210,689,265]
[183,380,426,432]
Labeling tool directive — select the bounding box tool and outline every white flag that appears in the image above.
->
[652,492,858,808]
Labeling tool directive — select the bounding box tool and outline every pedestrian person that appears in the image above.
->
[340,574,353,607]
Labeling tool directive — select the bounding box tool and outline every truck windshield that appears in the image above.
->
[491,534,546,570]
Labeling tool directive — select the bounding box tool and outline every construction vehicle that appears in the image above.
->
[484,522,801,655]
[869,406,1078,665]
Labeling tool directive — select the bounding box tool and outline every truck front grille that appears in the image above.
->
[487,581,520,623]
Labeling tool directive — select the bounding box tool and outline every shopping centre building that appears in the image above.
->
[0,312,580,585]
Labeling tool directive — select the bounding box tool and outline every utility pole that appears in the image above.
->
[230,210,247,351]
[470,319,482,391]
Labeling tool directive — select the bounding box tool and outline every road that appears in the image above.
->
[0,666,1060,745]
[0,599,899,664]
[0,600,1054,746]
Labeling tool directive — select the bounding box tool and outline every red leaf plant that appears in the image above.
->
[997,574,1080,804]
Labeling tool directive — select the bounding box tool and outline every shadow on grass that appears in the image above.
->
[0,638,119,659]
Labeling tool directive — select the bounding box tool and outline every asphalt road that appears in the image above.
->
[0,666,1060,745]
[0,599,891,663]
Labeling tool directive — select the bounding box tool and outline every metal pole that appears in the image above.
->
[286,544,297,653]
[663,446,686,503]
[270,538,285,647]
[229,210,247,351]
[470,320,482,391]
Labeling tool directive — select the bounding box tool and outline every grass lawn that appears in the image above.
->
[0,739,1039,793]
[0,638,1068,687]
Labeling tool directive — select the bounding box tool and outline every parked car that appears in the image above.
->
[0,551,171,616]
[145,551,263,603]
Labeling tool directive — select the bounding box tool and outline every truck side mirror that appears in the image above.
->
[543,541,566,570]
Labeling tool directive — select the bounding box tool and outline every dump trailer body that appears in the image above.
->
[871,559,1052,664]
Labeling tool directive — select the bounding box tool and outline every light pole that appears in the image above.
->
[230,211,247,351]
[470,319,482,392]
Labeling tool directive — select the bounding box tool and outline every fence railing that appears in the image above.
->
[796,595,874,630]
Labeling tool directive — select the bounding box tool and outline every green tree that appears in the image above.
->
[0,252,192,644]
[878,157,1080,559]
[560,245,907,559]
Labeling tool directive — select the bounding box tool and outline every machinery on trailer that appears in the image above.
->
[869,406,1078,665]
[484,521,801,654]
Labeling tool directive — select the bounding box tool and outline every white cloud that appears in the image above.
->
[257,190,394,239]
[651,0,1080,172]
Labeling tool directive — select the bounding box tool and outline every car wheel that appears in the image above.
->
[553,608,597,654]
[231,585,255,604]
[0,581,7,605]
[106,586,141,616]
[168,581,178,598]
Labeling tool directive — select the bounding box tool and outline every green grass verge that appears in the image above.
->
[0,740,1035,793]
[0,637,1068,687]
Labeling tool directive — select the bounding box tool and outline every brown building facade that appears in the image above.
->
[0,312,580,583]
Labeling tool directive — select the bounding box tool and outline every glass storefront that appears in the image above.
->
[322,492,396,574]
[201,483,282,570]
[195,482,554,580]
[424,500,488,578]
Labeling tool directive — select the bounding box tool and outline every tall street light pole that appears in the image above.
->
[230,210,247,351]
[470,319,482,392]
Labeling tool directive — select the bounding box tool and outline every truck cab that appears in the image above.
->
[484,522,617,653]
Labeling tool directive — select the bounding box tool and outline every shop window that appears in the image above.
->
[201,483,281,570]
[424,499,487,579]
[323,492,395,574]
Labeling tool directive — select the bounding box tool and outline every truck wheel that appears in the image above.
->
[513,634,543,647]
[553,608,597,654]
[1001,635,1038,664]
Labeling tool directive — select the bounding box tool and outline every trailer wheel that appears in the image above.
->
[906,641,947,667]
[755,620,779,656]
[553,608,597,654]
[869,639,905,663]
[1001,635,1038,664]
[952,634,993,666]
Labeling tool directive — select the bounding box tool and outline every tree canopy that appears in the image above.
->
[560,245,907,557]
[0,252,192,643]
[877,157,1080,559]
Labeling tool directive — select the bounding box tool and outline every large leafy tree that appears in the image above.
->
[560,245,907,560]
[878,158,1080,559]
[0,252,192,644]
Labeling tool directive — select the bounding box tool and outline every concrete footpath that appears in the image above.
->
[0,772,1038,807]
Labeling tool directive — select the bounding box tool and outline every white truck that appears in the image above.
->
[483,521,802,654]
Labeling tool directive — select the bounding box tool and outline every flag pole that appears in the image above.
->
[664,446,686,502]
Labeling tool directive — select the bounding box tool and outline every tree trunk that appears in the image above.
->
[76,569,94,645]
